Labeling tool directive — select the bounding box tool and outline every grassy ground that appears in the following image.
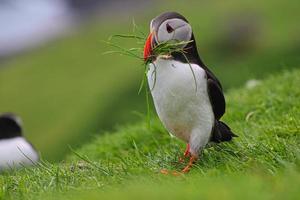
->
[0,0,299,161]
[1,68,299,200]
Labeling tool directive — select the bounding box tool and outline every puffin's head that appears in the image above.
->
[0,113,23,139]
[144,12,193,61]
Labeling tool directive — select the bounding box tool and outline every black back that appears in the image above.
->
[0,113,22,139]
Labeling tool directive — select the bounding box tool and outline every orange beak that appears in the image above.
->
[143,32,153,61]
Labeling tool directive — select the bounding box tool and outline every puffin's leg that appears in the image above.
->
[181,126,211,173]
[184,143,191,157]
[161,143,189,174]
[182,154,198,173]
[179,143,191,163]
[161,144,191,175]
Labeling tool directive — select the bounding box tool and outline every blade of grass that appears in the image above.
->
[109,34,145,40]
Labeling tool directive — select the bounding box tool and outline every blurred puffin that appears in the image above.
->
[144,12,237,173]
[0,113,39,170]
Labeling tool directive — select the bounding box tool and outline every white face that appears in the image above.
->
[153,18,192,45]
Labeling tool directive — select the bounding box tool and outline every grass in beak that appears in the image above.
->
[104,23,197,127]
[146,40,198,92]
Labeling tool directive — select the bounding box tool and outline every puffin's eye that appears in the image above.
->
[166,23,174,33]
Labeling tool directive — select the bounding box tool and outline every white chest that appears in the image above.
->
[0,137,39,170]
[147,58,214,145]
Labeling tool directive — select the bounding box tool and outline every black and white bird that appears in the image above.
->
[0,113,39,170]
[144,12,237,173]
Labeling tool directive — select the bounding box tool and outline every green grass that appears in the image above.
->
[0,0,299,160]
[57,171,300,200]
[1,68,299,200]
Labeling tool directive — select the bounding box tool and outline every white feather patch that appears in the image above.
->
[0,137,39,170]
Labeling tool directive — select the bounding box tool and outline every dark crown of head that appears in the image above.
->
[0,113,22,139]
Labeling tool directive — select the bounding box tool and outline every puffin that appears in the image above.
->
[144,12,237,173]
[0,113,39,170]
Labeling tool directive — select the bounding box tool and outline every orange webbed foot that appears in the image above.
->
[181,155,198,173]
[162,144,197,175]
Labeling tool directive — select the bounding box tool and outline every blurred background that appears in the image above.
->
[0,0,299,161]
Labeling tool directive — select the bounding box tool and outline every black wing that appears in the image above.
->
[206,73,225,120]
[183,35,225,119]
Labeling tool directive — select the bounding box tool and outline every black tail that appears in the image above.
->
[211,120,238,143]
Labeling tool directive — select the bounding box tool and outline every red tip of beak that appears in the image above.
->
[143,32,153,61]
